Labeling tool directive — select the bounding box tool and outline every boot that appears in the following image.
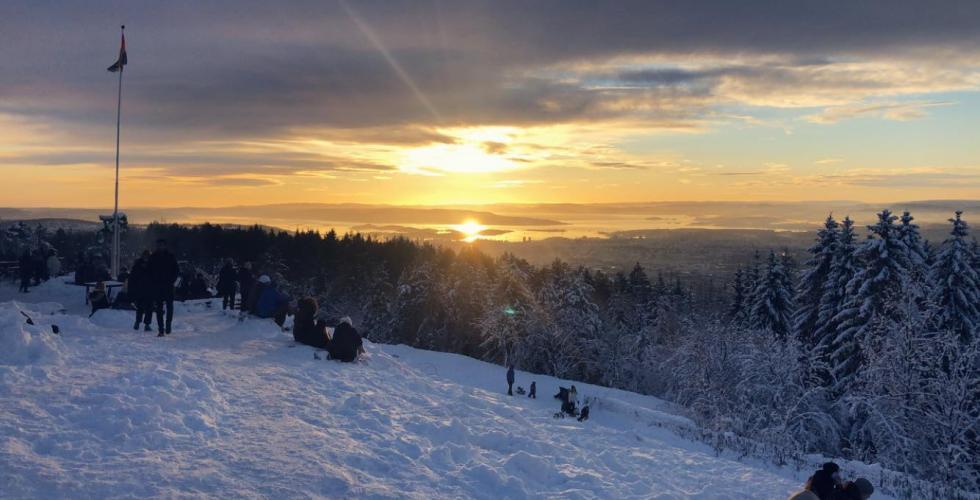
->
[144,324,152,332]
[157,331,165,337]
[133,321,139,330]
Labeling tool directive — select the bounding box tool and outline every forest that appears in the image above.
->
[4,208,978,496]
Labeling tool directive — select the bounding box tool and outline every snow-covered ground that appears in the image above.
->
[0,278,892,499]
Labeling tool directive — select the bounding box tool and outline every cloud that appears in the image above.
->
[2,0,980,192]
[803,101,954,124]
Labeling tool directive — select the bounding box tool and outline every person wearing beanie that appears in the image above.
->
[834,477,874,500]
[802,462,842,500]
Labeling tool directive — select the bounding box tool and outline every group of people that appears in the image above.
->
[292,297,365,362]
[505,365,590,422]
[90,241,365,362]
[17,247,60,293]
[789,462,875,500]
[121,239,180,336]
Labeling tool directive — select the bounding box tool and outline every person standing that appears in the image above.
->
[237,261,254,311]
[18,249,32,293]
[129,250,153,331]
[148,239,179,336]
[216,259,237,310]
[528,381,536,399]
[46,250,61,279]
[506,364,515,396]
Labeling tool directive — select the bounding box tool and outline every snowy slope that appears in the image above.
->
[0,279,890,499]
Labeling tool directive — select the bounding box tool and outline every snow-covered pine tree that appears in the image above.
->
[898,210,932,295]
[729,267,748,326]
[929,211,980,342]
[387,260,445,347]
[794,215,839,345]
[597,274,644,391]
[813,217,858,360]
[748,250,795,338]
[536,261,602,380]
[829,210,912,392]
[478,258,540,367]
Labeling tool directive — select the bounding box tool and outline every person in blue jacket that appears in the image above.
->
[248,275,290,327]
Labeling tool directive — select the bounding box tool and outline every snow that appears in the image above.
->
[0,278,891,499]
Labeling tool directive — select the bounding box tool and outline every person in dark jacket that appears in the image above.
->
[506,365,515,396]
[577,404,590,422]
[293,297,330,349]
[528,381,536,399]
[833,478,873,500]
[188,272,210,299]
[237,262,254,311]
[148,239,179,336]
[216,259,237,310]
[327,316,363,362]
[18,249,32,293]
[129,251,154,331]
[803,462,841,500]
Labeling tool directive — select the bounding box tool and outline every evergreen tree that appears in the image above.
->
[749,250,795,338]
[898,210,932,294]
[814,217,858,355]
[830,210,911,391]
[536,261,602,380]
[478,258,540,367]
[729,267,748,325]
[794,215,839,345]
[929,211,980,342]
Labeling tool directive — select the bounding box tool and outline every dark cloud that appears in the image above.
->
[1,0,979,169]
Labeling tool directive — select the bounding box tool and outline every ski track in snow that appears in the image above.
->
[0,278,881,499]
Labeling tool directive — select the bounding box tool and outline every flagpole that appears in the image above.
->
[111,25,124,280]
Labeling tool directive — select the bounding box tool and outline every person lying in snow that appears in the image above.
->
[292,297,330,349]
[327,316,364,362]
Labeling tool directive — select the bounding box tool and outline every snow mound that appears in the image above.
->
[0,302,64,366]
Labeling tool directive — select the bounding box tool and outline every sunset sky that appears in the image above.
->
[2,1,980,208]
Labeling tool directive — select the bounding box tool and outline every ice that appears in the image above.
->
[0,279,896,499]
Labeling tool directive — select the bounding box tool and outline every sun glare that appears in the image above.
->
[455,219,486,242]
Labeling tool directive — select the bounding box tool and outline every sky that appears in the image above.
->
[1,0,980,208]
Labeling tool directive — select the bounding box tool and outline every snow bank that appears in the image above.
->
[0,302,64,366]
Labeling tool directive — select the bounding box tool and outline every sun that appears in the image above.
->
[454,219,486,242]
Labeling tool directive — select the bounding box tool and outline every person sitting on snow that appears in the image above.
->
[293,297,330,349]
[88,281,111,316]
[554,385,578,416]
[327,316,363,362]
[247,275,290,327]
[801,462,842,500]
[188,272,211,299]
